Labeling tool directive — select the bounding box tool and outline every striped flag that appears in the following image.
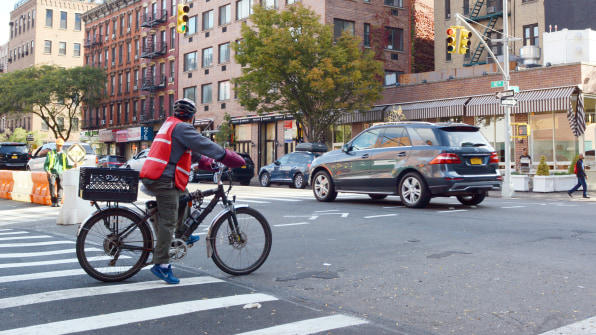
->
[567,91,586,137]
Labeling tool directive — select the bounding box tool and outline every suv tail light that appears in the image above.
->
[96,157,98,164]
[429,153,462,164]
[489,152,499,164]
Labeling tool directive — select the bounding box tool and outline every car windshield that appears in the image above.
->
[440,128,491,147]
[107,156,126,162]
[0,145,28,154]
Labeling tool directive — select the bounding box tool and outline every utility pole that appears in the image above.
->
[501,0,514,198]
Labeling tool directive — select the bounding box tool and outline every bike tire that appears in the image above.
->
[76,208,152,282]
[209,207,272,276]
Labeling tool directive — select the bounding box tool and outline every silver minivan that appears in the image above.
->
[27,142,97,171]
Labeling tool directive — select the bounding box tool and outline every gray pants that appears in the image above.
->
[47,173,63,204]
[141,178,190,265]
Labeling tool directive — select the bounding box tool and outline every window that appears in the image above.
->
[183,86,197,102]
[445,0,451,19]
[384,0,403,7]
[384,70,403,86]
[333,19,354,39]
[202,47,213,67]
[463,0,470,15]
[364,23,370,48]
[73,43,80,57]
[127,41,131,62]
[118,45,123,64]
[126,72,131,92]
[44,40,52,54]
[379,127,410,147]
[75,13,81,31]
[524,23,539,46]
[202,84,212,104]
[219,43,230,64]
[32,9,35,27]
[60,11,67,29]
[170,27,176,49]
[57,117,65,132]
[219,4,231,25]
[45,9,53,27]
[219,81,230,101]
[386,27,403,51]
[171,0,177,19]
[351,129,380,150]
[286,0,299,4]
[184,52,197,71]
[187,16,198,34]
[262,0,278,8]
[237,0,253,20]
[169,60,175,79]
[113,20,117,38]
[203,10,213,31]
[118,74,122,94]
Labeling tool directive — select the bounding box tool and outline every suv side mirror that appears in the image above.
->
[342,144,352,153]
[274,160,281,166]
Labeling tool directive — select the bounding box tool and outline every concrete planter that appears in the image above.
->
[533,175,555,193]
[511,175,530,192]
[553,175,577,192]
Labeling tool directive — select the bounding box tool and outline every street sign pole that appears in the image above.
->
[501,0,514,198]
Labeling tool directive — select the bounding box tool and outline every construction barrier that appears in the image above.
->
[12,171,34,203]
[30,172,53,206]
[0,171,14,200]
[56,169,95,225]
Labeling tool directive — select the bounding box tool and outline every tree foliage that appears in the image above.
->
[0,65,106,141]
[232,3,384,143]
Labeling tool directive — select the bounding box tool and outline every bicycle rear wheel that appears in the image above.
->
[76,208,152,282]
[209,207,272,276]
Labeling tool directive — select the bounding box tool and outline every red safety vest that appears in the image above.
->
[140,117,192,191]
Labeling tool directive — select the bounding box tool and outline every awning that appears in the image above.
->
[467,86,578,116]
[338,106,387,124]
[393,97,469,120]
[194,118,213,127]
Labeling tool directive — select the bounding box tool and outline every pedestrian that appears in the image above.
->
[44,138,77,207]
[140,98,246,284]
[519,148,531,173]
[568,153,589,198]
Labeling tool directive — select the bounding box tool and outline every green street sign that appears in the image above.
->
[510,86,519,92]
[491,81,504,88]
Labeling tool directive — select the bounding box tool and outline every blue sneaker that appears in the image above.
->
[186,235,200,245]
[150,264,180,284]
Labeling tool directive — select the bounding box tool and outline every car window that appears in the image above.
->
[37,147,52,158]
[409,127,439,146]
[139,150,149,158]
[440,128,490,147]
[379,127,411,147]
[351,129,380,150]
[277,155,291,165]
[0,145,28,154]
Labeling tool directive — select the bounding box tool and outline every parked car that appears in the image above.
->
[123,149,150,171]
[258,143,327,189]
[0,142,30,170]
[27,142,97,171]
[97,155,127,169]
[309,121,502,208]
[190,152,255,186]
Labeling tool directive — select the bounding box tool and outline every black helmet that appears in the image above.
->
[173,98,196,119]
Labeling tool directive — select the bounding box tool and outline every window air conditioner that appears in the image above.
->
[169,76,174,82]
[134,85,138,90]
[109,120,113,124]
[112,34,116,39]
[127,28,131,33]
[105,36,108,41]
[487,6,496,14]
[132,116,137,121]
[100,120,106,125]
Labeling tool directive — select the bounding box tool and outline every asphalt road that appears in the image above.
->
[1,185,595,335]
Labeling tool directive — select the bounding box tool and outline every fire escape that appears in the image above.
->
[463,0,503,67]
[140,8,168,124]
[82,31,104,130]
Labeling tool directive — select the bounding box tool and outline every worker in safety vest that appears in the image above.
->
[44,138,76,207]
[140,98,246,284]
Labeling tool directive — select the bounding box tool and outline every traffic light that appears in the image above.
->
[458,28,472,54]
[176,4,190,34]
[446,26,457,54]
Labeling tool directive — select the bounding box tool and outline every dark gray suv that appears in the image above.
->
[309,122,502,208]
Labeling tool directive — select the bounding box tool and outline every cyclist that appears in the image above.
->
[140,98,246,284]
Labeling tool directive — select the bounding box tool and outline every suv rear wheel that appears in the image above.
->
[399,172,430,208]
[456,191,486,206]
[313,171,337,202]
[259,172,271,187]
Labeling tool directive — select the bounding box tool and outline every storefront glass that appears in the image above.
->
[475,115,514,168]
[530,111,577,168]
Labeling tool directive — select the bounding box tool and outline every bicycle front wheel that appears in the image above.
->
[209,207,272,276]
[76,208,152,282]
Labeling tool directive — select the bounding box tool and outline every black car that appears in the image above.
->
[190,152,255,186]
[0,142,30,170]
[309,122,502,208]
[97,155,127,168]
[258,143,327,189]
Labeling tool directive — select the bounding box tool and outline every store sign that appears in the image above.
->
[116,130,128,142]
[127,127,154,141]
[98,129,116,142]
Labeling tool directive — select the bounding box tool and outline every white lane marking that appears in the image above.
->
[0,255,131,269]
[236,315,368,335]
[0,241,75,248]
[315,210,339,212]
[364,214,398,219]
[500,206,525,209]
[0,267,149,284]
[236,199,272,204]
[0,231,27,236]
[0,235,51,241]
[538,316,596,335]
[0,293,278,335]
[0,276,224,309]
[274,222,310,227]
[437,209,468,213]
[0,248,100,258]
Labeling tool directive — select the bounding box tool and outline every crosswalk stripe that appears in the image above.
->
[0,231,27,236]
[0,293,278,335]
[0,241,75,248]
[0,276,224,309]
[538,316,596,335]
[0,255,131,268]
[0,267,148,284]
[0,248,100,258]
[236,315,368,335]
[0,235,51,241]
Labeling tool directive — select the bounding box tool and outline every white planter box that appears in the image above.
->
[553,175,577,192]
[511,175,530,191]
[533,175,555,192]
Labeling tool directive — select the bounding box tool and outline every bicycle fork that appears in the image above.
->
[205,204,249,258]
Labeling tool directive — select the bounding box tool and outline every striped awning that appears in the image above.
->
[338,106,387,124]
[393,97,469,120]
[467,86,578,116]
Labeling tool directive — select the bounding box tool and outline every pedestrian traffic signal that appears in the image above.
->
[458,28,472,54]
[176,4,190,34]
[447,27,457,54]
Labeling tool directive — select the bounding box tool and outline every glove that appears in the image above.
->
[198,155,217,171]
[220,149,246,168]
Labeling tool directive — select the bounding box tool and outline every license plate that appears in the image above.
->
[470,157,482,165]
[11,155,17,159]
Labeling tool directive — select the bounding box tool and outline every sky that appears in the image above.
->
[1,1,16,45]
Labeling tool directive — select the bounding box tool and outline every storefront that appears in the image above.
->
[98,126,154,159]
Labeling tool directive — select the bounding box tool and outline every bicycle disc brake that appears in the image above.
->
[169,238,188,261]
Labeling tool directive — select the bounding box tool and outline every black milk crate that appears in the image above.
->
[79,167,140,202]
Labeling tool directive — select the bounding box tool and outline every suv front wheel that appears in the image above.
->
[313,171,337,202]
[399,172,430,208]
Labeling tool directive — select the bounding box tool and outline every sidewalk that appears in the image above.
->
[488,190,593,200]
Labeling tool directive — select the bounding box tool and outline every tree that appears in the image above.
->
[232,3,384,143]
[0,65,107,141]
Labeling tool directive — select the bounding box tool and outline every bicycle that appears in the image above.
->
[75,164,272,282]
